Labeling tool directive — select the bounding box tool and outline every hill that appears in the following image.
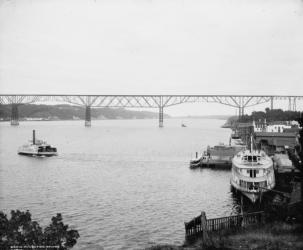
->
[0,104,169,121]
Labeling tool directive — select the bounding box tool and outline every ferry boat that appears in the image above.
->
[18,130,57,157]
[230,136,275,203]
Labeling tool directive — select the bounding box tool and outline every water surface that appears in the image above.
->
[0,118,240,249]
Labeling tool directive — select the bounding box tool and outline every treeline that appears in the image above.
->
[0,104,168,120]
[239,108,302,123]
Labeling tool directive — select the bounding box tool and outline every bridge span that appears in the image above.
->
[0,95,302,127]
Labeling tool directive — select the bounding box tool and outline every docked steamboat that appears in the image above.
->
[230,136,275,203]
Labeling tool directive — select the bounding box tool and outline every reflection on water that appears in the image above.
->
[0,119,241,249]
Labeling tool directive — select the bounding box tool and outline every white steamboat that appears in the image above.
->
[18,130,57,157]
[230,136,275,203]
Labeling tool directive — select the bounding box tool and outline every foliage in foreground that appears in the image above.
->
[0,210,79,250]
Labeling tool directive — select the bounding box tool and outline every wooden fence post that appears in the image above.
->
[201,211,211,246]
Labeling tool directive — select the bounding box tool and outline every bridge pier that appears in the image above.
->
[288,97,292,111]
[11,104,19,126]
[159,106,164,128]
[293,98,297,111]
[238,106,245,118]
[85,105,91,127]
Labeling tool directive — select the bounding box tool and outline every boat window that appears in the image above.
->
[244,156,247,161]
[247,155,258,162]
[249,169,257,178]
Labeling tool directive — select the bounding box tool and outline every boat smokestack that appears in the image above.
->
[33,130,36,145]
[196,152,198,159]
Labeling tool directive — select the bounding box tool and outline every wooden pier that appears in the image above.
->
[185,211,265,240]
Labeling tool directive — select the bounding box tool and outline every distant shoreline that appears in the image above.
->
[0,116,231,122]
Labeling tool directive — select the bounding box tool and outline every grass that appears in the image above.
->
[146,222,303,250]
[214,222,303,250]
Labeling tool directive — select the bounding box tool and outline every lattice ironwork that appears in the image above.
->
[1,94,302,127]
[1,95,302,109]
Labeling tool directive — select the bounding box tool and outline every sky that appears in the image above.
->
[0,0,303,115]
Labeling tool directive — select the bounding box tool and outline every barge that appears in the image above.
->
[190,143,245,169]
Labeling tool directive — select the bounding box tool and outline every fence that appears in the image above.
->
[185,211,264,239]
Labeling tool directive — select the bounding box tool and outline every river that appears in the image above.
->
[0,118,240,249]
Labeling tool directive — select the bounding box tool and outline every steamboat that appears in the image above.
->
[230,135,275,203]
[18,130,57,157]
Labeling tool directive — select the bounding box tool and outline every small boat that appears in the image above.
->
[230,135,275,203]
[229,132,246,147]
[18,130,57,157]
[190,158,201,169]
[190,152,201,169]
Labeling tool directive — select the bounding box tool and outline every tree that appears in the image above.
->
[0,210,79,250]
[297,116,303,208]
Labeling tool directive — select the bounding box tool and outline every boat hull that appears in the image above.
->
[18,131,57,157]
[230,181,263,203]
[18,151,58,157]
[242,191,259,203]
[190,158,201,169]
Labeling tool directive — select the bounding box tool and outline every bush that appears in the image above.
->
[0,210,79,250]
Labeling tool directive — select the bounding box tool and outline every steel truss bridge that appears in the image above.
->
[0,95,302,127]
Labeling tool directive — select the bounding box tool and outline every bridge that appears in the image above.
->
[0,95,302,127]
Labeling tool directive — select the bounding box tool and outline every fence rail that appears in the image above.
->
[185,211,264,238]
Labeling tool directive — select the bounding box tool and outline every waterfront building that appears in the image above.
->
[255,132,298,155]
[252,119,267,132]
[266,122,291,133]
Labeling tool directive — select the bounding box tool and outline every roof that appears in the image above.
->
[237,122,253,128]
[255,132,297,138]
[267,121,290,125]
[283,128,300,133]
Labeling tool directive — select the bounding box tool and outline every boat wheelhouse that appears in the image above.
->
[18,130,57,157]
[230,149,275,203]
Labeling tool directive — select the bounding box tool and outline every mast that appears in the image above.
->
[33,130,36,145]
